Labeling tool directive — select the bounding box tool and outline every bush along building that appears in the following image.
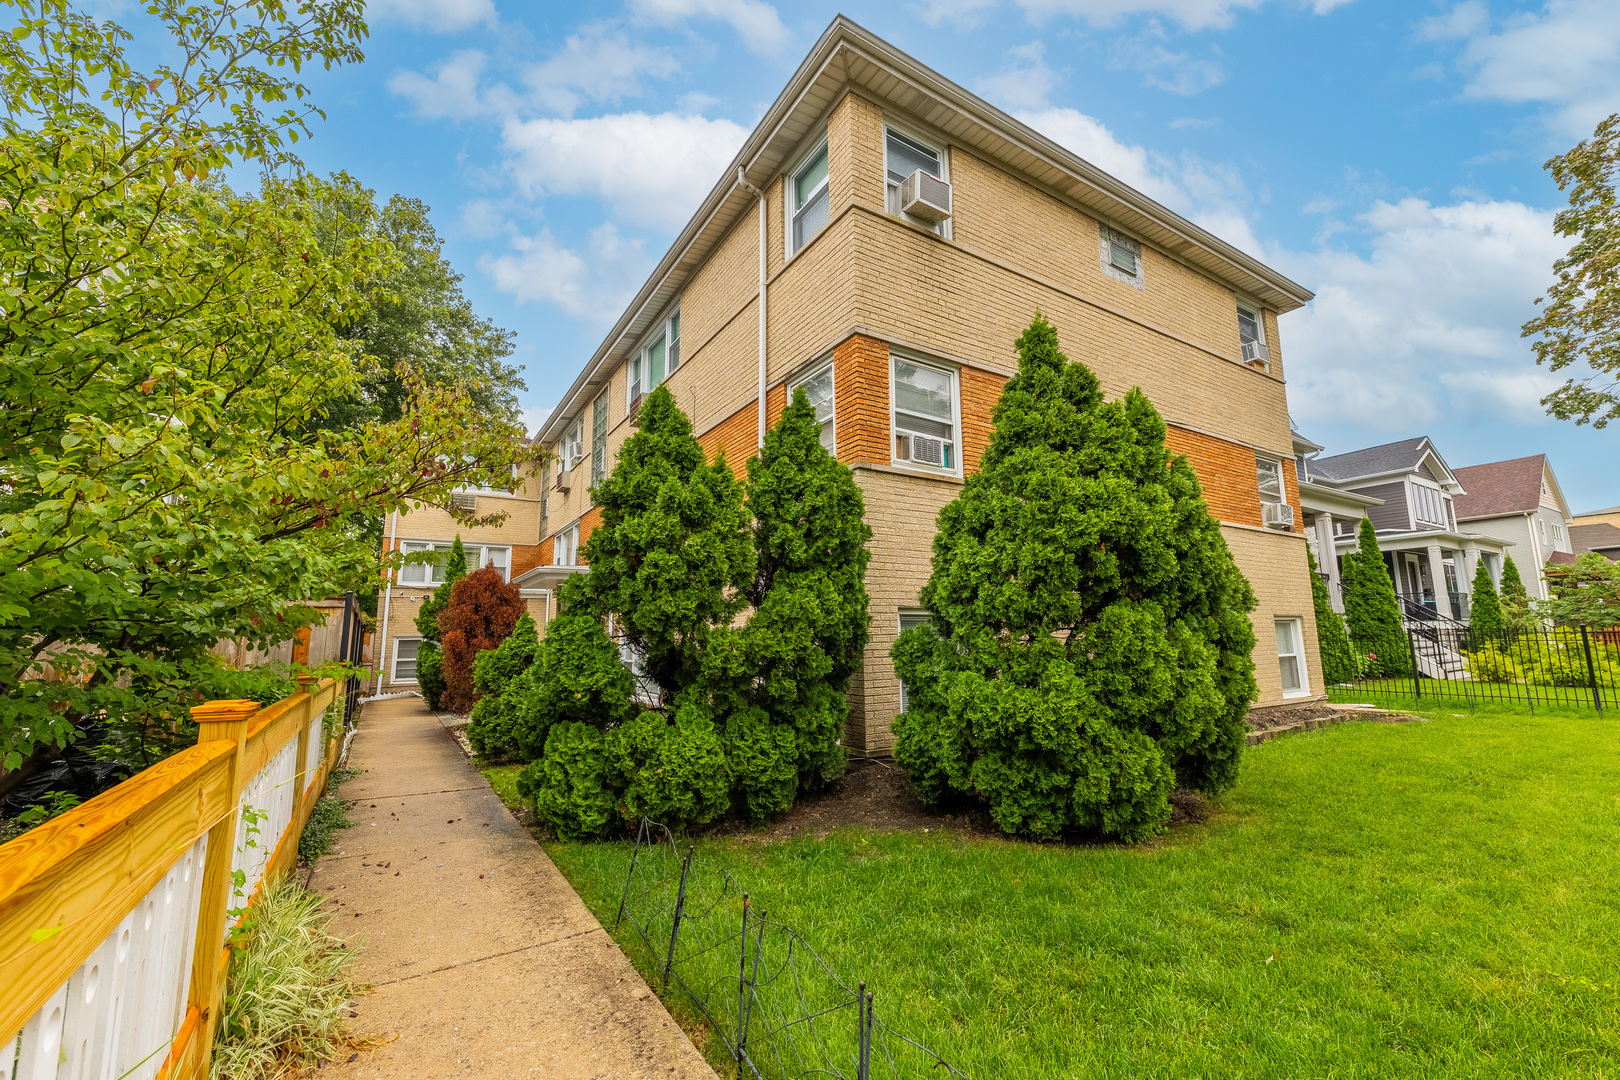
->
[534,16,1327,757]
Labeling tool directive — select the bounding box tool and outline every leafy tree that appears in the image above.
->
[718,388,872,820]
[1523,113,1620,429]
[890,316,1258,843]
[1469,559,1505,639]
[465,613,538,760]
[438,567,524,713]
[1340,519,1410,677]
[0,0,526,768]
[1308,547,1356,683]
[1541,553,1620,628]
[1500,555,1538,635]
[412,538,467,710]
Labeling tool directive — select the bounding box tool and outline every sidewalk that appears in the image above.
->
[315,695,717,1079]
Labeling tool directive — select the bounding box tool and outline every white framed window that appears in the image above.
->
[629,309,681,405]
[1100,225,1143,289]
[793,362,836,453]
[790,140,830,255]
[885,126,946,233]
[1237,303,1264,348]
[1275,618,1307,696]
[392,637,422,683]
[897,610,932,712]
[553,522,580,567]
[1257,458,1284,506]
[560,417,584,470]
[891,355,958,474]
[399,541,510,584]
[591,389,609,485]
[1412,484,1447,529]
[1553,521,1565,541]
[1538,518,1548,544]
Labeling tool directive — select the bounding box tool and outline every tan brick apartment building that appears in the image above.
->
[533,18,1323,753]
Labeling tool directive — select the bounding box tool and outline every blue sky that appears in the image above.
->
[275,0,1614,510]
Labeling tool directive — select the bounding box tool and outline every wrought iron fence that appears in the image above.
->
[1321,616,1618,712]
[613,818,970,1080]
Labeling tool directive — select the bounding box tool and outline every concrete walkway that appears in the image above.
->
[314,696,717,1079]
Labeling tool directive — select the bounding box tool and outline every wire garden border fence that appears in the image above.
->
[612,819,970,1080]
[1322,619,1618,713]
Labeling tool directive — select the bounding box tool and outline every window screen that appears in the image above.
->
[792,143,830,253]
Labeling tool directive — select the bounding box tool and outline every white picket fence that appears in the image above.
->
[0,678,345,1080]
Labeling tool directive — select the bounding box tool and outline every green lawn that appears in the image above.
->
[543,705,1620,1079]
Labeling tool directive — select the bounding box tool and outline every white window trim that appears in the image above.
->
[391,636,422,684]
[1275,617,1310,698]
[560,417,585,471]
[883,122,951,239]
[552,521,581,567]
[398,540,512,585]
[785,135,831,260]
[1409,480,1448,530]
[791,359,837,455]
[628,307,681,408]
[1099,224,1144,289]
[896,609,932,712]
[888,351,962,478]
[1256,457,1284,506]
[1236,299,1266,345]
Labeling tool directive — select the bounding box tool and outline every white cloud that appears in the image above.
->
[366,0,496,33]
[976,42,1063,111]
[388,50,499,120]
[523,24,681,117]
[628,0,790,54]
[1424,0,1620,137]
[919,0,1261,32]
[500,111,749,230]
[1280,198,1568,430]
[518,405,554,438]
[1110,31,1226,94]
[480,224,653,322]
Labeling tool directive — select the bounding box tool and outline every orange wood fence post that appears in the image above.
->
[186,699,259,1074]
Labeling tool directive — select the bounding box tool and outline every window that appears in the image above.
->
[1412,484,1447,529]
[1256,458,1284,505]
[561,418,584,470]
[629,310,680,404]
[392,638,422,683]
[540,461,550,519]
[1101,226,1142,285]
[398,541,510,584]
[553,522,580,567]
[1553,521,1565,541]
[790,141,829,254]
[793,363,836,453]
[892,356,957,472]
[897,611,932,712]
[591,389,609,484]
[1538,518,1548,544]
[1275,618,1306,695]
[1237,304,1264,347]
[885,127,943,220]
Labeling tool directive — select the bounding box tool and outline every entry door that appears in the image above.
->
[1402,555,1423,598]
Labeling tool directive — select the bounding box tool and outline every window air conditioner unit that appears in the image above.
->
[900,169,952,223]
[554,471,570,495]
[904,432,953,469]
[1263,502,1295,530]
[449,491,478,512]
[1242,340,1271,371]
[628,391,649,418]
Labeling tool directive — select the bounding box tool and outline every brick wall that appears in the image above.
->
[833,334,890,465]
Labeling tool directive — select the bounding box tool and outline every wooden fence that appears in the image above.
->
[0,676,346,1080]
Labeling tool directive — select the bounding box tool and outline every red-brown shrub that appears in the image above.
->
[438,565,524,713]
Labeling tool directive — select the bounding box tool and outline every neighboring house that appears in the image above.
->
[1452,455,1573,600]
[534,17,1324,754]
[373,466,556,695]
[1572,505,1620,530]
[1565,523,1620,563]
[1299,436,1513,622]
[1293,426,1383,611]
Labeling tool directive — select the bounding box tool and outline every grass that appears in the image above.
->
[545,705,1620,1079]
[212,876,360,1079]
[481,762,526,811]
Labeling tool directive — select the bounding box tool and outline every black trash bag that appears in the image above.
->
[2,726,132,817]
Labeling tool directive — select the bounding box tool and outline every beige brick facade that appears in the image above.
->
[534,24,1322,751]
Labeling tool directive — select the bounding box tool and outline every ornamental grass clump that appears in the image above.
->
[211,877,360,1080]
[890,315,1258,843]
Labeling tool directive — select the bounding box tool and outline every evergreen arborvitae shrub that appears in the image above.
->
[890,315,1258,843]
[1340,518,1410,676]
[466,614,539,761]
[1468,559,1505,640]
[1309,546,1356,683]
[508,607,636,771]
[724,387,872,820]
[412,537,467,710]
[1499,555,1537,634]
[439,566,524,713]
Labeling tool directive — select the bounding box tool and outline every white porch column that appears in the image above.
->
[1425,541,1447,609]
[1315,513,1343,611]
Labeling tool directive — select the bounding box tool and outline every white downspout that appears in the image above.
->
[737,166,768,449]
[374,508,399,695]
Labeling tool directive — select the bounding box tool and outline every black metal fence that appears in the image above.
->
[613,818,970,1080]
[1321,616,1619,712]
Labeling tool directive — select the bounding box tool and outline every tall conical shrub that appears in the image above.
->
[439,566,524,713]
[1309,546,1356,683]
[466,613,539,760]
[1340,518,1409,676]
[1499,554,1537,634]
[723,387,873,820]
[890,315,1258,843]
[1468,558,1504,639]
[412,536,467,709]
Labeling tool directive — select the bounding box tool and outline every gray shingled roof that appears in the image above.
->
[1309,437,1431,483]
